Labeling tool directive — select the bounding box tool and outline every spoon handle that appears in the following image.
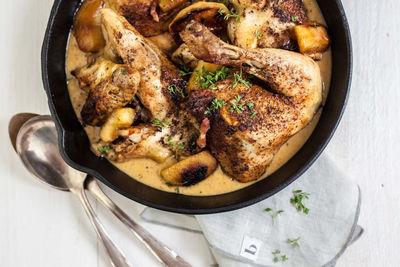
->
[73,187,132,267]
[87,178,192,267]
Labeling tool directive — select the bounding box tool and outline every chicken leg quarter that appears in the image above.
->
[183,21,322,182]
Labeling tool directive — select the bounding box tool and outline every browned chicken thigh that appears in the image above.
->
[228,0,308,50]
[182,21,322,182]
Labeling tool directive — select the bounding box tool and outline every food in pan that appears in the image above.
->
[66,0,331,195]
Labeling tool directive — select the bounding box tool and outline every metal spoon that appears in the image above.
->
[14,115,131,267]
[10,113,191,267]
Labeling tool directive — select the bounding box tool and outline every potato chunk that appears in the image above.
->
[169,2,228,38]
[187,60,222,93]
[159,0,188,13]
[100,108,135,142]
[161,151,217,186]
[294,22,330,59]
[74,0,105,53]
[294,22,330,60]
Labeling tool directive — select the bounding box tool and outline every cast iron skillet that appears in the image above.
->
[41,0,352,214]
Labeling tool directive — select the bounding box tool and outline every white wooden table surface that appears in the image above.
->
[1,0,399,266]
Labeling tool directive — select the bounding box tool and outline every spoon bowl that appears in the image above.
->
[16,115,70,191]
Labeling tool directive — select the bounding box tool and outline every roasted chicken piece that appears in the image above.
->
[98,9,200,162]
[73,58,140,125]
[109,0,185,37]
[182,21,322,182]
[101,8,186,121]
[228,0,308,50]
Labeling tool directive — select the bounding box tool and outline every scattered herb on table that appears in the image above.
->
[287,237,301,247]
[265,208,284,224]
[153,119,169,127]
[290,190,310,214]
[272,250,288,263]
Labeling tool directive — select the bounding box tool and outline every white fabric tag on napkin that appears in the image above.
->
[141,154,363,267]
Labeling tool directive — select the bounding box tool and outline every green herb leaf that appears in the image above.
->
[223,8,240,21]
[271,250,288,263]
[246,102,254,109]
[233,73,251,88]
[97,146,110,153]
[256,32,262,40]
[120,69,128,75]
[265,208,284,224]
[291,16,298,22]
[287,237,301,247]
[204,98,227,114]
[195,66,231,89]
[175,187,180,194]
[250,112,258,118]
[168,84,185,98]
[290,190,310,214]
[177,144,184,150]
[154,119,169,127]
[229,95,246,114]
[165,182,174,186]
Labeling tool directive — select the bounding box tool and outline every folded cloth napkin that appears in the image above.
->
[141,154,363,267]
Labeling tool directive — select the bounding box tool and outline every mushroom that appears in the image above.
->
[73,0,105,53]
[169,1,229,41]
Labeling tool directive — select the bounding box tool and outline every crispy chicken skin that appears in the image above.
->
[228,0,308,50]
[182,21,322,182]
[73,58,140,125]
[101,8,186,121]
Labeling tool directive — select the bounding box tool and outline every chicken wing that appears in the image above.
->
[101,8,186,121]
[98,9,200,162]
[182,21,322,182]
[73,58,140,125]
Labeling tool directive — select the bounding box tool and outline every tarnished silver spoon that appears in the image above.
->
[9,113,191,267]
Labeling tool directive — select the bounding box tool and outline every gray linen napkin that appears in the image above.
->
[141,154,363,266]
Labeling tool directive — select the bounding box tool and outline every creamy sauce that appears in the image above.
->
[66,0,331,196]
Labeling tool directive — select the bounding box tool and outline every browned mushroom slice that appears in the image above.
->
[73,0,105,53]
[169,2,229,40]
[159,0,188,13]
[161,151,217,186]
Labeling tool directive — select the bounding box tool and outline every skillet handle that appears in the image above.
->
[86,177,192,267]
